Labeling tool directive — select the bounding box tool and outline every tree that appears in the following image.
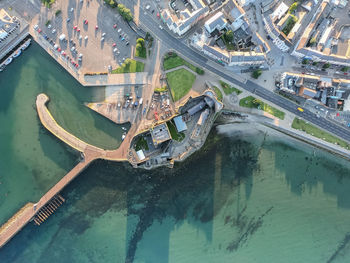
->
[341,66,349,72]
[117,4,133,22]
[302,59,308,65]
[288,2,299,13]
[323,63,330,69]
[309,37,316,45]
[137,38,145,47]
[136,43,142,52]
[252,69,262,79]
[224,30,234,42]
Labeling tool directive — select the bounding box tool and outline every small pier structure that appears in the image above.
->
[0,93,135,248]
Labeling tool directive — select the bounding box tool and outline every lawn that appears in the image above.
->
[292,118,350,150]
[111,59,144,74]
[135,38,147,59]
[220,81,242,95]
[163,53,204,75]
[282,16,297,35]
[166,68,196,101]
[134,136,149,151]
[239,96,285,120]
[167,121,185,142]
[212,86,223,102]
[135,47,147,58]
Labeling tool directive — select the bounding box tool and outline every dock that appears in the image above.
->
[0,93,137,249]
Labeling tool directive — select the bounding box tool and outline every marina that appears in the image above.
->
[0,38,31,71]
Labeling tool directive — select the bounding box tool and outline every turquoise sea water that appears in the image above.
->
[1,42,350,263]
[0,42,124,225]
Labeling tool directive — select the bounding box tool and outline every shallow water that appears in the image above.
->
[1,43,350,263]
[2,123,350,263]
[0,42,124,225]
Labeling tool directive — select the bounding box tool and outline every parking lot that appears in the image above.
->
[31,0,139,72]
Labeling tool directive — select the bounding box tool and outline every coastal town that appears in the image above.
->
[1,0,350,253]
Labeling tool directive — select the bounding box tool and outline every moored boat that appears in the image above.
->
[4,57,13,65]
[21,39,31,50]
[12,49,22,58]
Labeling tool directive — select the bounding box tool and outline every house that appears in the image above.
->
[204,12,227,34]
[161,6,209,36]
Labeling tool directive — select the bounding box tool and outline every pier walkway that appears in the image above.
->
[0,93,136,248]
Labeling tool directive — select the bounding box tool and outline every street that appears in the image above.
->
[137,10,350,143]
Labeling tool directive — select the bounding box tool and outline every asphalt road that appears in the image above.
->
[138,12,350,143]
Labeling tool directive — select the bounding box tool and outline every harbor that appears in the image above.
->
[0,92,134,248]
[0,37,31,71]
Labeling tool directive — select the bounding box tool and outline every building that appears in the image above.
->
[0,9,19,41]
[150,123,171,147]
[222,0,245,31]
[280,72,350,110]
[173,115,188,132]
[197,109,210,126]
[291,0,350,67]
[204,12,227,34]
[161,0,209,36]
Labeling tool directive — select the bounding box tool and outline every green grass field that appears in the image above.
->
[239,96,285,120]
[111,59,144,74]
[292,118,350,150]
[135,46,146,59]
[220,81,242,95]
[134,136,149,151]
[166,68,196,101]
[212,86,223,102]
[163,53,204,75]
[167,121,185,142]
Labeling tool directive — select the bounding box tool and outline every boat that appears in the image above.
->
[122,127,127,131]
[12,49,22,58]
[21,39,31,50]
[4,57,13,65]
[122,132,126,141]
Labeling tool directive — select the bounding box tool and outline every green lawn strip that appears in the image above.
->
[167,121,185,142]
[111,59,144,74]
[166,68,196,101]
[134,136,149,151]
[219,80,242,95]
[135,47,147,58]
[239,96,285,120]
[212,86,223,102]
[292,118,350,150]
[163,53,204,74]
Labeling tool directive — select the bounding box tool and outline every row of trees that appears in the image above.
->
[103,0,133,21]
[117,4,133,22]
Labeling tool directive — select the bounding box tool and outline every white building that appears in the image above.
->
[204,12,227,34]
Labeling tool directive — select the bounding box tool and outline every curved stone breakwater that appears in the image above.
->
[0,93,135,248]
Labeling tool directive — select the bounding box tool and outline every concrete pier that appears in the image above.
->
[0,93,136,248]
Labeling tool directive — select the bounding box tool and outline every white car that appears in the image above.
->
[117,28,122,33]
[159,25,163,30]
[34,24,39,30]
[52,29,56,34]
[48,24,52,29]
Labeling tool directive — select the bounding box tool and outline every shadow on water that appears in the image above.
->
[2,127,350,262]
[265,137,350,209]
